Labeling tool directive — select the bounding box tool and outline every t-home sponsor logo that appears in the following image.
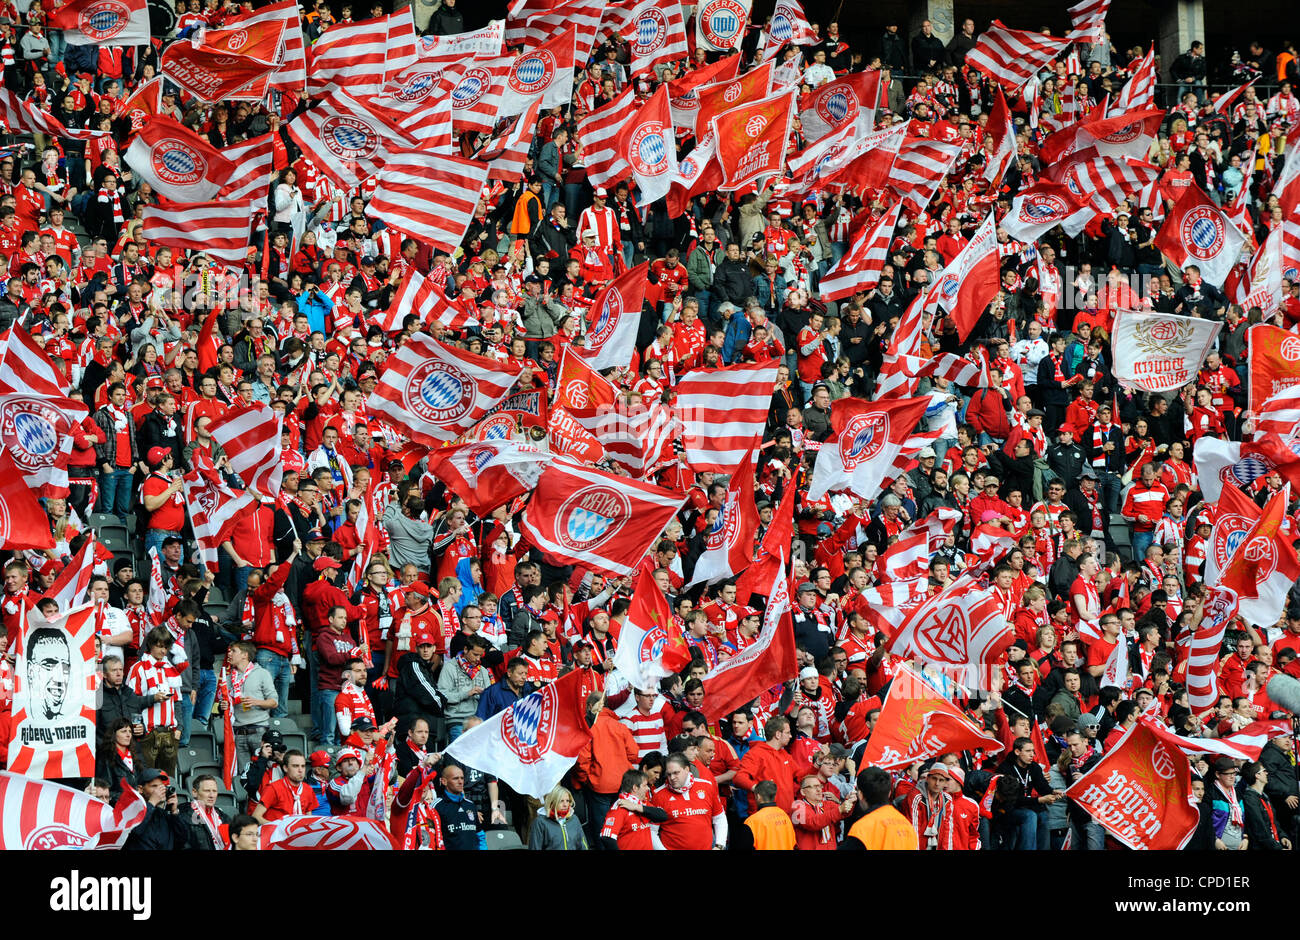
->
[50,871,152,920]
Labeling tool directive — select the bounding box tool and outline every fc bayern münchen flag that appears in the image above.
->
[443,670,592,798]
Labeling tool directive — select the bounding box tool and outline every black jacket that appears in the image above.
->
[429,4,465,35]
[711,257,751,306]
[136,410,185,467]
[95,744,142,801]
[1048,441,1087,487]
[1260,740,1300,807]
[994,757,1053,809]
[394,651,445,719]
[1243,788,1287,849]
[911,33,947,71]
[123,803,189,850]
[180,802,231,851]
[97,681,149,733]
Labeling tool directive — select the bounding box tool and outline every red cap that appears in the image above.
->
[405,581,430,597]
[414,630,437,647]
[146,446,170,466]
[312,556,341,570]
[146,375,164,390]
[308,750,331,767]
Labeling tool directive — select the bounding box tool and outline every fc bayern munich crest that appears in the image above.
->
[633,8,669,56]
[395,71,439,103]
[453,68,491,107]
[816,89,856,126]
[839,411,888,470]
[1220,454,1273,488]
[24,825,92,850]
[588,290,623,348]
[80,0,132,41]
[769,8,794,41]
[473,414,516,441]
[628,122,671,176]
[700,0,746,47]
[556,484,631,553]
[466,445,497,475]
[704,495,740,551]
[509,50,554,95]
[1212,515,1253,570]
[0,398,62,473]
[638,625,670,662]
[501,685,559,765]
[1019,193,1067,222]
[151,138,206,187]
[404,359,478,426]
[1180,206,1226,261]
[1100,119,1142,144]
[320,116,379,161]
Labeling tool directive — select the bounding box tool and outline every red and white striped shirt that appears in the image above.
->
[127,656,182,732]
[621,707,669,759]
[335,682,376,733]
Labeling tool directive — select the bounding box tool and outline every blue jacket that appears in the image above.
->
[455,557,482,614]
[299,288,333,334]
[475,678,536,721]
[434,791,483,850]
[721,314,752,364]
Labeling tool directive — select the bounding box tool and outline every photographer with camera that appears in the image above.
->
[123,768,188,850]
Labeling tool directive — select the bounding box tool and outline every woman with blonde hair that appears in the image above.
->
[528,786,589,850]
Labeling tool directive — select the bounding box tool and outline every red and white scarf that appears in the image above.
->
[192,803,225,850]
[1091,420,1113,468]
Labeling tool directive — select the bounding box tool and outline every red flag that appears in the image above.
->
[818,200,901,300]
[1247,323,1300,412]
[696,60,773,126]
[711,88,796,192]
[1064,717,1200,850]
[701,556,797,721]
[887,576,1014,667]
[0,449,54,550]
[160,19,284,102]
[799,70,882,142]
[1217,484,1300,627]
[668,53,741,132]
[0,772,147,848]
[519,459,685,578]
[612,85,677,207]
[427,440,554,516]
[735,474,795,604]
[547,406,607,465]
[665,131,724,218]
[859,665,1005,769]
[939,213,1002,341]
[688,448,758,585]
[382,270,476,334]
[966,21,1071,92]
[124,116,237,203]
[48,0,150,45]
[45,538,96,611]
[555,346,618,410]
[576,263,648,371]
[612,568,692,689]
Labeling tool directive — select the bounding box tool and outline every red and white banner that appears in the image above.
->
[567,401,679,478]
[695,0,751,52]
[612,568,693,689]
[367,334,521,446]
[49,0,150,45]
[416,18,505,63]
[476,98,540,181]
[688,447,758,585]
[859,665,1004,770]
[207,401,283,499]
[701,555,797,722]
[876,508,962,581]
[816,200,901,300]
[807,396,932,500]
[449,57,512,137]
[520,459,685,578]
[46,539,97,613]
[1204,480,1262,587]
[556,346,618,411]
[160,20,284,102]
[1066,0,1111,43]
[1112,46,1156,112]
[983,87,1016,189]
[674,360,779,473]
[1059,154,1161,216]
[308,9,416,97]
[792,120,906,194]
[694,60,772,137]
[1253,383,1300,440]
[1076,108,1165,161]
[383,270,476,334]
[1185,586,1239,710]
[0,326,66,398]
[966,21,1071,92]
[667,54,740,132]
[1001,180,1092,244]
[0,448,55,550]
[443,669,593,798]
[579,85,637,190]
[711,88,796,192]
[548,406,607,464]
[1192,433,1300,504]
[889,135,962,219]
[498,25,576,117]
[617,0,690,80]
[217,134,277,202]
[379,65,455,148]
[142,199,254,264]
[1216,484,1300,629]
[183,450,258,571]
[799,71,881,143]
[1149,716,1291,762]
[367,150,490,255]
[1248,323,1300,412]
[288,90,414,190]
[0,393,84,498]
[1111,310,1221,393]
[0,90,107,142]
[505,0,600,58]
[888,576,1013,667]
[8,604,98,779]
[934,213,1003,341]
[125,117,236,204]
[764,0,816,49]
[613,85,677,208]
[0,773,146,849]
[259,814,394,850]
[576,263,648,370]
[1065,717,1200,850]
[230,0,307,92]
[427,440,554,516]
[1155,184,1246,285]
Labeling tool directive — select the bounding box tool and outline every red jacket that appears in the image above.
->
[301,577,366,638]
[791,796,844,850]
[966,387,1011,440]
[734,741,801,814]
[250,563,294,657]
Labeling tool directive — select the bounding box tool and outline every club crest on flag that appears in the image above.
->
[812,142,847,177]
[915,606,968,661]
[1239,533,1279,580]
[223,27,249,49]
[1019,192,1068,222]
[817,89,853,124]
[700,0,745,47]
[588,290,624,348]
[629,122,671,176]
[1098,119,1143,144]
[501,684,559,764]
[633,8,669,55]
[1180,206,1226,261]
[151,138,206,187]
[1281,336,1300,361]
[557,484,630,552]
[472,414,515,441]
[1212,515,1252,570]
[721,80,744,104]
[320,116,380,161]
[509,50,554,94]
[704,491,741,551]
[466,444,497,474]
[769,7,795,40]
[405,359,478,425]
[744,114,769,138]
[638,625,670,661]
[0,399,60,472]
[839,411,888,470]
[81,0,132,40]
[394,71,440,103]
[1150,742,1177,780]
[453,68,491,106]
[1221,455,1272,488]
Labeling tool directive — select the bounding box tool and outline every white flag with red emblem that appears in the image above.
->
[1111,310,1221,393]
[520,458,685,578]
[259,814,394,850]
[48,0,150,45]
[695,0,751,52]
[616,0,690,80]
[613,85,677,208]
[1001,180,1093,243]
[183,450,258,571]
[443,669,594,798]
[887,576,1014,668]
[0,393,85,498]
[807,396,931,500]
[125,116,236,204]
[0,773,147,848]
[8,603,99,779]
[612,568,694,690]
[575,263,648,370]
[427,440,554,517]
[688,448,759,585]
[711,88,796,192]
[1154,183,1246,286]
[366,333,521,446]
[498,25,576,118]
[799,71,881,143]
[763,0,816,49]
[206,401,283,499]
[934,213,1004,342]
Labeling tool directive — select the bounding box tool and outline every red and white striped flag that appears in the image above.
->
[0,773,147,849]
[983,87,1016,189]
[763,0,816,50]
[1001,180,1093,244]
[966,21,1071,93]
[507,0,604,60]
[819,121,909,193]
[259,814,395,850]
[476,98,541,182]
[888,576,1013,667]
[48,0,150,46]
[818,199,901,300]
[367,334,521,445]
[207,402,283,499]
[615,0,690,79]
[229,0,307,92]
[450,57,512,137]
[847,579,928,640]
[288,90,415,189]
[0,325,67,397]
[1146,718,1292,762]
[613,84,676,207]
[382,270,477,334]
[1059,154,1161,216]
[876,509,962,580]
[216,133,276,202]
[428,440,554,516]
[0,90,107,141]
[498,26,577,118]
[1210,77,1260,116]
[0,393,84,497]
[367,150,490,254]
[1185,586,1240,711]
[125,117,237,204]
[578,84,637,191]
[687,446,758,585]
[142,199,254,264]
[1253,384,1300,439]
[378,66,455,149]
[799,70,882,143]
[888,134,961,219]
[674,360,779,474]
[308,9,416,97]
[1066,0,1110,44]
[807,396,931,501]
[8,603,98,779]
[184,450,258,572]
[611,568,693,689]
[575,263,648,370]
[1112,46,1156,112]
[45,537,96,612]
[567,400,680,478]
[519,458,686,578]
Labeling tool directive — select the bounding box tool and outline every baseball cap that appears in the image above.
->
[796,581,816,595]
[146,375,164,390]
[139,769,170,785]
[405,581,430,597]
[336,747,362,763]
[593,187,608,197]
[414,631,437,647]
[305,527,328,542]
[352,717,376,731]
[263,729,285,748]
[312,556,341,570]
[146,445,170,466]
[919,447,937,459]
[798,666,819,680]
[1080,467,1098,480]
[308,750,331,768]
[925,763,951,778]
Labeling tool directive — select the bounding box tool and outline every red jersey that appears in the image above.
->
[650,774,725,850]
[600,793,656,850]
[259,777,319,820]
